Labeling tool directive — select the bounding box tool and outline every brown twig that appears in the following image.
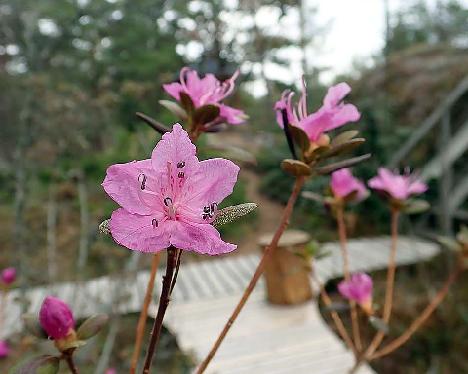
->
[136,112,171,135]
[142,247,177,373]
[129,253,161,374]
[312,271,356,355]
[352,208,400,372]
[195,176,306,373]
[371,266,461,359]
[336,206,362,352]
[64,352,79,374]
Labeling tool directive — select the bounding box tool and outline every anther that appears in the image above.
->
[177,161,185,168]
[138,174,147,190]
[152,219,158,228]
[178,171,185,178]
[164,197,173,206]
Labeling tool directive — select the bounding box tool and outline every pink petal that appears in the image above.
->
[219,104,246,125]
[151,124,199,178]
[102,160,160,215]
[179,158,240,223]
[324,103,361,132]
[110,208,171,253]
[163,82,183,100]
[408,180,428,195]
[298,110,332,142]
[170,221,236,255]
[323,82,351,108]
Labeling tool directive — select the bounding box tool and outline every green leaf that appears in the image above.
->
[319,138,365,159]
[10,355,60,374]
[436,235,461,252]
[403,199,430,214]
[331,130,359,147]
[22,314,47,339]
[281,159,311,177]
[456,226,468,245]
[213,203,257,228]
[76,314,109,340]
[159,100,188,120]
[179,92,195,114]
[315,154,371,175]
[193,104,220,125]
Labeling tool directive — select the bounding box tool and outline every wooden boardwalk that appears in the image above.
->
[2,236,439,373]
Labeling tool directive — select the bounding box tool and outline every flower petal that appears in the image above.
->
[408,180,428,195]
[110,208,171,253]
[178,158,240,223]
[170,221,236,255]
[323,82,351,108]
[163,82,183,100]
[219,104,246,125]
[324,103,361,132]
[102,160,161,215]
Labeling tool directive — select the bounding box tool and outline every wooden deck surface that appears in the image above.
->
[2,236,440,373]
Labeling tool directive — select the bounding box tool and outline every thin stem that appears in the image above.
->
[170,249,183,295]
[142,247,177,374]
[196,176,306,373]
[130,253,161,374]
[64,353,79,374]
[312,271,356,355]
[336,205,362,352]
[361,208,400,362]
[372,266,461,359]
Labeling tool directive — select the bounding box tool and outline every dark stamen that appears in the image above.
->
[138,174,147,190]
[164,197,173,206]
[280,108,298,160]
[210,202,217,213]
[178,172,184,178]
[152,219,158,228]
[177,161,185,168]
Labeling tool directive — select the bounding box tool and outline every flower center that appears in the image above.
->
[164,197,177,220]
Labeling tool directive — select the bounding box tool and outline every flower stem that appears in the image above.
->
[311,270,356,355]
[359,208,400,365]
[64,352,79,374]
[195,176,306,374]
[336,206,362,352]
[130,253,161,374]
[371,266,461,359]
[142,247,177,374]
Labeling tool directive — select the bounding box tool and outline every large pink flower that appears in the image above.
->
[368,168,427,201]
[275,81,360,142]
[163,68,246,125]
[330,168,368,202]
[102,124,239,255]
[338,273,373,307]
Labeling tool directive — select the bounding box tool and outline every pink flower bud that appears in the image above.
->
[1,267,16,285]
[338,273,373,314]
[368,168,427,201]
[39,296,75,340]
[0,340,10,358]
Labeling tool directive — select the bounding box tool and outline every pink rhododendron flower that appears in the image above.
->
[39,296,75,340]
[0,340,10,358]
[1,267,16,285]
[102,124,239,255]
[338,273,373,313]
[368,168,427,201]
[330,168,368,202]
[105,369,117,374]
[163,68,246,125]
[275,81,360,142]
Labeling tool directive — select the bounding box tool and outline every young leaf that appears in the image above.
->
[289,126,310,153]
[281,159,311,177]
[319,138,365,159]
[179,92,195,114]
[213,203,257,227]
[76,314,109,340]
[22,314,47,339]
[193,104,220,125]
[403,199,430,214]
[369,316,389,334]
[315,154,371,175]
[99,219,110,235]
[331,130,359,146]
[159,100,188,120]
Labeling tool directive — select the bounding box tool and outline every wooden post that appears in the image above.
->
[259,230,313,305]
